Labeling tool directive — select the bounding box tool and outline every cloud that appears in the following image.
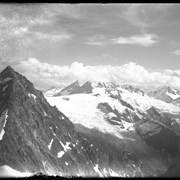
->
[31,31,73,42]
[0,4,75,57]
[44,4,83,20]
[172,49,180,55]
[111,34,158,47]
[84,35,108,46]
[2,58,180,91]
[94,53,118,62]
[121,4,174,33]
[121,4,148,32]
[84,34,158,47]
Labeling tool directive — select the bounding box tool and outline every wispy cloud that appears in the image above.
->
[121,4,174,33]
[111,34,158,47]
[0,4,79,50]
[121,4,148,33]
[85,41,106,46]
[94,53,118,62]
[172,49,180,55]
[85,33,159,47]
[84,35,108,46]
[31,31,73,42]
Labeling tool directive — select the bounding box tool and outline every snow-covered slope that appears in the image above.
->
[44,87,63,97]
[45,83,180,177]
[46,93,130,139]
[118,87,180,114]
[0,165,33,177]
[45,85,180,136]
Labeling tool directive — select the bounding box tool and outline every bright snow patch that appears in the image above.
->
[48,139,53,150]
[0,110,8,141]
[109,169,119,177]
[44,111,47,116]
[0,165,32,177]
[107,112,117,118]
[59,141,71,152]
[65,162,69,166]
[103,168,108,177]
[57,151,65,158]
[28,93,37,101]
[166,91,180,100]
[93,164,103,177]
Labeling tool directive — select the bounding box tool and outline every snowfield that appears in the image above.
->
[118,87,180,114]
[0,165,32,177]
[45,85,180,141]
[45,84,180,144]
[46,93,134,140]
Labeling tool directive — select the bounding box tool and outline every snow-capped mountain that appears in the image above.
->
[147,86,180,103]
[53,80,80,96]
[0,66,113,177]
[121,84,145,96]
[53,81,120,97]
[53,80,94,97]
[1,67,180,177]
[45,81,180,177]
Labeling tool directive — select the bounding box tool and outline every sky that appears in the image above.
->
[1,3,180,91]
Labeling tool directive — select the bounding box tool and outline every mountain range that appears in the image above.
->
[0,66,180,177]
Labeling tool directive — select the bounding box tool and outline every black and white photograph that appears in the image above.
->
[0,3,180,177]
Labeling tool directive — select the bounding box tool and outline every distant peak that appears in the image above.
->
[0,66,16,78]
[2,65,14,72]
[82,81,91,85]
[71,80,79,86]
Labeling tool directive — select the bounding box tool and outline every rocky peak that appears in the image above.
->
[0,65,15,75]
[0,66,16,113]
[79,81,93,94]
[0,66,102,176]
[147,86,180,103]
[53,80,80,96]
[121,84,145,96]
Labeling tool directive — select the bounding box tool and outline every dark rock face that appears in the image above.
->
[0,66,101,176]
[161,163,180,177]
[136,121,179,156]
